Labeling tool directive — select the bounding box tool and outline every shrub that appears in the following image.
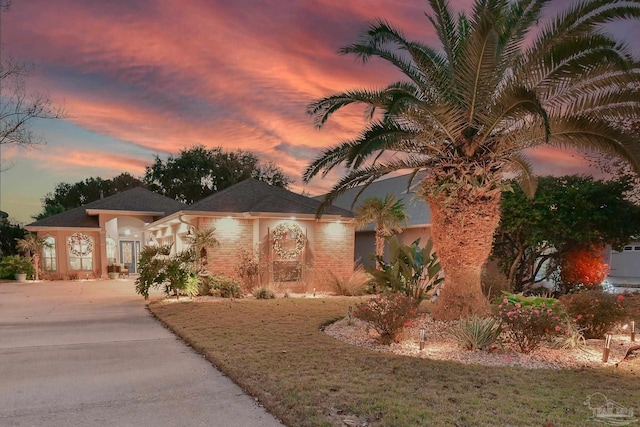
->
[0,255,35,279]
[354,292,419,344]
[209,274,243,299]
[40,271,66,281]
[254,285,276,299]
[183,274,200,298]
[448,316,502,351]
[560,289,629,339]
[330,264,372,296]
[135,244,195,299]
[560,246,609,291]
[235,247,268,292]
[495,293,566,353]
[367,237,443,302]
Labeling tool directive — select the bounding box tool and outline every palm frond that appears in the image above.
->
[531,117,640,174]
[307,88,392,128]
[504,154,538,198]
[426,0,460,62]
[316,157,431,217]
[454,0,503,125]
[479,85,550,148]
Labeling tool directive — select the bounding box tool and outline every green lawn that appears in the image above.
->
[149,297,640,427]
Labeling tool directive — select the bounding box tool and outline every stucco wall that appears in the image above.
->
[199,217,254,278]
[37,230,103,279]
[193,217,355,293]
[313,221,356,291]
[355,226,432,267]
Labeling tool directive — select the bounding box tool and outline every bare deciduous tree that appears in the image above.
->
[1,58,66,148]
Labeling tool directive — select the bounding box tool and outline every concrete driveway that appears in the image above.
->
[0,280,283,427]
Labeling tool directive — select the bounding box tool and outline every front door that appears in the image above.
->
[119,241,138,274]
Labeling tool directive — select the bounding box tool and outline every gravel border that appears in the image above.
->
[323,315,637,370]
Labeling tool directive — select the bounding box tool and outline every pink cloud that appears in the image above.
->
[2,0,638,223]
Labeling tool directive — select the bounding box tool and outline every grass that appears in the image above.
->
[149,297,640,427]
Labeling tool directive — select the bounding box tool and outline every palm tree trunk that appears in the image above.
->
[375,227,385,270]
[428,191,502,320]
[33,253,40,281]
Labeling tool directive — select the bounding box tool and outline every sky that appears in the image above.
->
[1,0,639,224]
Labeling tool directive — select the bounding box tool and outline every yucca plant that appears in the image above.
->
[448,316,503,351]
[303,0,640,320]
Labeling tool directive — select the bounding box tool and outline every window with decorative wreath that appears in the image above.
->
[67,232,94,271]
[272,222,306,260]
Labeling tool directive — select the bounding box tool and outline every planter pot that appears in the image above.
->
[108,272,119,280]
[14,273,27,282]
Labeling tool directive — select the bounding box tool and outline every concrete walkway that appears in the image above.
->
[0,280,284,427]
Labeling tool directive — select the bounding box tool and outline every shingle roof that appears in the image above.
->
[186,179,353,217]
[27,187,187,228]
[323,173,431,228]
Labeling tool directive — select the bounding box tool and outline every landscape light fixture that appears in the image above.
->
[419,327,426,351]
[602,334,612,363]
[632,321,636,342]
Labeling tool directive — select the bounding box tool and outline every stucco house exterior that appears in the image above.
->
[26,187,186,278]
[27,179,355,290]
[146,179,355,292]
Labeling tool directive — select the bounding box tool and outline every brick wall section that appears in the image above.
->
[313,221,355,291]
[199,217,254,278]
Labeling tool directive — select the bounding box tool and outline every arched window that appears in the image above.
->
[67,233,94,271]
[43,236,56,271]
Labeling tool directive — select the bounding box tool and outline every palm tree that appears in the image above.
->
[184,228,218,274]
[303,0,640,320]
[15,234,50,281]
[354,194,408,265]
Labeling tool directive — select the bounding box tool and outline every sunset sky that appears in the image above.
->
[1,0,639,223]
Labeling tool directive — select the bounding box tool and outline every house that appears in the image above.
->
[328,172,640,287]
[326,173,432,266]
[145,179,355,292]
[606,242,640,286]
[26,187,186,278]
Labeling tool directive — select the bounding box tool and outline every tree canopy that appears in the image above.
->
[143,145,292,204]
[0,218,26,258]
[35,173,143,219]
[492,175,640,292]
[303,0,640,319]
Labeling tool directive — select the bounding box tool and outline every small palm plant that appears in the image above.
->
[15,234,51,280]
[354,194,408,265]
[184,227,218,274]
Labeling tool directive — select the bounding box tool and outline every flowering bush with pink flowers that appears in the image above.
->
[559,290,629,339]
[354,292,420,344]
[494,293,566,353]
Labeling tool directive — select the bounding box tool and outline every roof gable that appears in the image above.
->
[27,187,187,228]
[186,179,353,217]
